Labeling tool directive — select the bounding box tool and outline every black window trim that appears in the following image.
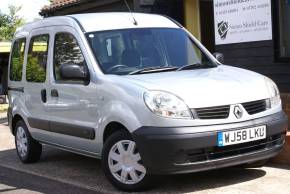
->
[9,37,27,82]
[53,31,90,86]
[25,33,50,83]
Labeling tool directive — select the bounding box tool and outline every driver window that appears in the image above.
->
[54,32,85,81]
[87,33,125,72]
[103,35,124,68]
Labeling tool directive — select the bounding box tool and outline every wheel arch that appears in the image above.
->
[11,114,24,135]
[98,100,142,146]
[103,121,129,143]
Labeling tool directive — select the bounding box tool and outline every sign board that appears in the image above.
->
[214,0,272,45]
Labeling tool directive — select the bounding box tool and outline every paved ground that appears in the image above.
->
[0,165,96,194]
[1,121,290,194]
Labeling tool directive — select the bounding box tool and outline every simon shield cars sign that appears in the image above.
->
[214,0,272,45]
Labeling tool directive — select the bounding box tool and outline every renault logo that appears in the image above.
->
[234,105,243,119]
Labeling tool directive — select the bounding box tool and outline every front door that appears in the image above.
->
[45,27,99,155]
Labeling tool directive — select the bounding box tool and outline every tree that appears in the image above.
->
[0,5,25,41]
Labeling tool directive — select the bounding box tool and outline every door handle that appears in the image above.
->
[51,89,59,97]
[41,89,47,103]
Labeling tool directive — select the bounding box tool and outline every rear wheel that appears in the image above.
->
[15,120,42,163]
[102,130,152,191]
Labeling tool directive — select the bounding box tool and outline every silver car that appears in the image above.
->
[7,13,288,191]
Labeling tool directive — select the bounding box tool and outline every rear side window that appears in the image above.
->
[26,34,49,83]
[10,38,26,81]
[54,33,85,82]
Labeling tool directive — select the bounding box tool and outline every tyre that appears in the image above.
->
[15,120,42,163]
[102,130,152,191]
[241,159,269,168]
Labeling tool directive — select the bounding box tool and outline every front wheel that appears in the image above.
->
[102,130,152,191]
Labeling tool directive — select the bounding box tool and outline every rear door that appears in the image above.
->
[24,29,51,138]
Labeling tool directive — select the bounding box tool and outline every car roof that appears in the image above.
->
[71,12,180,32]
[14,13,180,38]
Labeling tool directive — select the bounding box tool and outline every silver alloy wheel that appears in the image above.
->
[16,126,28,158]
[108,140,146,185]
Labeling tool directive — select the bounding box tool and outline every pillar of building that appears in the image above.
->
[184,0,201,40]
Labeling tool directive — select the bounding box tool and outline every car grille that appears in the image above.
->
[191,99,268,119]
[193,105,230,119]
[184,134,283,163]
[242,99,267,115]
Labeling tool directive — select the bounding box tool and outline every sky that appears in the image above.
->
[0,0,50,22]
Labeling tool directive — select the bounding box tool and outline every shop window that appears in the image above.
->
[26,34,49,83]
[278,0,290,59]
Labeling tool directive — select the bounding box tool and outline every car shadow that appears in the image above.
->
[0,146,268,193]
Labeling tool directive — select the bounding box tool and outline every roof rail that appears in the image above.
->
[67,16,86,32]
[161,15,183,28]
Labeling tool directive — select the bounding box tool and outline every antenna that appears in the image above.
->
[124,0,138,25]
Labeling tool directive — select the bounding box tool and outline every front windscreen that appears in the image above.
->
[86,28,216,75]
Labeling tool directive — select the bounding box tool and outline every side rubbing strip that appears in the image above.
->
[27,118,95,140]
[8,87,24,93]
[50,121,95,140]
[27,118,50,131]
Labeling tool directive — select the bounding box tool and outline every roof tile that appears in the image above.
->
[41,0,81,12]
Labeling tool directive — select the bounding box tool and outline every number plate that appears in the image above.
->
[217,125,266,147]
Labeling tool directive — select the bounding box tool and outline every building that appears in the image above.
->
[40,0,202,43]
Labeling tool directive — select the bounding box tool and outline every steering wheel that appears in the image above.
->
[106,64,129,72]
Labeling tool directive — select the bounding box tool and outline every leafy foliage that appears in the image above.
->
[0,5,25,41]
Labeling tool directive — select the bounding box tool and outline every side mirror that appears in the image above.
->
[60,63,89,81]
[213,52,224,64]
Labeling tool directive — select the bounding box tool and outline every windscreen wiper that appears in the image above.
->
[177,63,213,71]
[128,66,178,75]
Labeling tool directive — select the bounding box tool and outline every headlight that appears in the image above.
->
[144,91,192,119]
[265,77,281,108]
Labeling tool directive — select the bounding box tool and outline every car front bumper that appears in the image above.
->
[132,111,288,175]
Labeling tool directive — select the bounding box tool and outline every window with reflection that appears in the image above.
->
[10,38,26,81]
[54,33,85,81]
[86,28,215,75]
[26,34,49,83]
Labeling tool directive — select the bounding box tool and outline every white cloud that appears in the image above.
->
[0,0,50,22]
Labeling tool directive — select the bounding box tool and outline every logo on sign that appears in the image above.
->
[217,21,229,40]
[234,105,243,119]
